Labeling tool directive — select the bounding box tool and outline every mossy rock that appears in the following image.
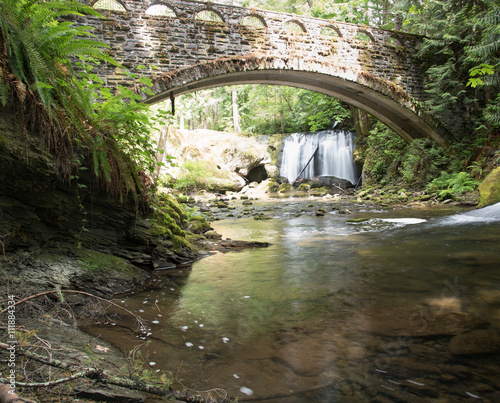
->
[346,218,370,223]
[277,183,292,193]
[308,180,324,189]
[254,213,272,220]
[266,180,279,192]
[77,249,143,281]
[478,167,500,207]
[311,187,331,194]
[187,216,212,234]
[297,183,311,192]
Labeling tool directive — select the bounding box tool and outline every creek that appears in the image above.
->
[82,200,500,402]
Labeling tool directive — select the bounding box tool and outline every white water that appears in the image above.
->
[280,130,360,184]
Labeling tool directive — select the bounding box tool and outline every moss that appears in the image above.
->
[278,183,292,193]
[77,249,142,280]
[171,234,192,252]
[478,167,500,207]
[346,218,370,223]
[187,215,212,234]
[297,183,311,191]
[266,180,279,192]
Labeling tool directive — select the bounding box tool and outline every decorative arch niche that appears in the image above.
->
[92,0,126,12]
[195,9,224,23]
[145,4,176,17]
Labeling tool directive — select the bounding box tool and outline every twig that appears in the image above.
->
[0,290,145,332]
[0,343,230,403]
[0,368,101,388]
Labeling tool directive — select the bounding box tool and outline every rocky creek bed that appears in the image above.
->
[2,190,499,402]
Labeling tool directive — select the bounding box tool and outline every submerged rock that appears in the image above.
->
[355,306,488,337]
[449,329,500,355]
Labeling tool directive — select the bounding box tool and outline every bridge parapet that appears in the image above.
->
[75,1,453,145]
[81,0,423,96]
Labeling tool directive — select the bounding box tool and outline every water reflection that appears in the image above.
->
[83,203,500,402]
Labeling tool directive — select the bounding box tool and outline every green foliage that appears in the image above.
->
[124,343,172,389]
[426,171,479,199]
[401,139,448,185]
[175,85,351,135]
[397,0,500,132]
[359,121,407,184]
[0,0,168,198]
[359,121,449,186]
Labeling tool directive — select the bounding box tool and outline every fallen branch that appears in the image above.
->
[0,343,230,403]
[0,290,145,331]
[0,368,100,388]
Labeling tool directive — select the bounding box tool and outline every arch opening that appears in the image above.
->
[93,0,126,12]
[284,20,306,33]
[145,4,176,17]
[241,15,267,28]
[195,9,224,23]
[146,66,447,148]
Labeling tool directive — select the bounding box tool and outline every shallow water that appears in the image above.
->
[83,201,500,402]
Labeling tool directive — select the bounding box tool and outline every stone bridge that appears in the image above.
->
[79,0,450,146]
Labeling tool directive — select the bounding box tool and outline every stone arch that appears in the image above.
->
[240,14,267,28]
[195,8,225,23]
[355,29,376,42]
[284,20,307,33]
[320,25,342,38]
[92,0,126,12]
[145,3,177,17]
[146,56,448,147]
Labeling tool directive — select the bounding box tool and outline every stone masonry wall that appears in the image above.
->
[78,0,426,102]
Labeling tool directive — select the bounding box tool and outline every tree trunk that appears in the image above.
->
[155,126,169,178]
[350,105,373,138]
[232,87,241,133]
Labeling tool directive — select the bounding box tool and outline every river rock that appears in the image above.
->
[204,230,222,239]
[273,335,338,377]
[355,306,488,337]
[449,329,500,355]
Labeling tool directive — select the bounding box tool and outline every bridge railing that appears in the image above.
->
[86,0,421,49]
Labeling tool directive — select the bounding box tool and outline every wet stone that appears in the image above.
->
[449,329,500,355]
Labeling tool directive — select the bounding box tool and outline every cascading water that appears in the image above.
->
[280,130,360,184]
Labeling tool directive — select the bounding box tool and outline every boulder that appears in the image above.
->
[478,167,500,207]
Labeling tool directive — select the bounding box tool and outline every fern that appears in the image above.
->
[0,0,168,199]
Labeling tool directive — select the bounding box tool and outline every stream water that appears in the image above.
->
[83,200,500,402]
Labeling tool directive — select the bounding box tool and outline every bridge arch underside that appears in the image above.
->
[146,60,448,148]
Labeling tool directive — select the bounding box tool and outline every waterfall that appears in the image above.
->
[280,130,360,184]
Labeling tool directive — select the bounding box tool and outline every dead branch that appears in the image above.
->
[0,343,230,403]
[0,290,145,331]
[1,368,101,388]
